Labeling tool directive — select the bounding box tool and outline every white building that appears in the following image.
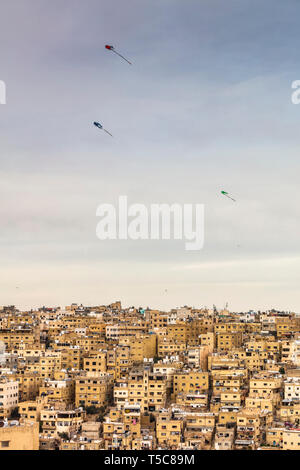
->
[0,378,19,419]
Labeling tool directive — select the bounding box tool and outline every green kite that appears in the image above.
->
[221,190,236,202]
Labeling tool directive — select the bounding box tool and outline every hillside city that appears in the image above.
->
[1,302,300,450]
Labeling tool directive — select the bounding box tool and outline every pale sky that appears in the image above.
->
[0,0,300,312]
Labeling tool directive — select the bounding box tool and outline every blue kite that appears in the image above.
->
[93,121,113,137]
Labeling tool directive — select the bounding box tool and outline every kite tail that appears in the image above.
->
[225,194,236,202]
[113,50,132,65]
[103,129,113,137]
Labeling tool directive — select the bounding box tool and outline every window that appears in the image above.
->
[1,441,10,448]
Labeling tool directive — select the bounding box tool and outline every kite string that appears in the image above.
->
[113,49,132,65]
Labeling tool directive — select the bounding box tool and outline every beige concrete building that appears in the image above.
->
[0,422,39,450]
